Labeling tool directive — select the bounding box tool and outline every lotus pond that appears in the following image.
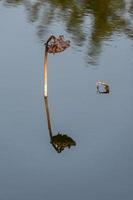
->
[0,0,133,199]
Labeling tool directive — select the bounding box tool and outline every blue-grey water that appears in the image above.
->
[0,0,133,199]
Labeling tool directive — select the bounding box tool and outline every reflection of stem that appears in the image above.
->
[44,49,48,97]
[44,95,76,153]
[44,97,53,140]
[44,97,61,153]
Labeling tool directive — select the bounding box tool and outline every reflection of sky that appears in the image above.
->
[0,2,133,200]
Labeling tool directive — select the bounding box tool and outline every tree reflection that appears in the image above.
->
[2,0,133,64]
[85,0,129,64]
[44,97,76,153]
[3,0,22,6]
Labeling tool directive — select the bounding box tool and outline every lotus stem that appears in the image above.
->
[44,97,53,140]
[44,48,48,97]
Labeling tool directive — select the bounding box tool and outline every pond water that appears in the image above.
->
[0,0,133,199]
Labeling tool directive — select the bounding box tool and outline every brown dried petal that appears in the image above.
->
[45,35,70,54]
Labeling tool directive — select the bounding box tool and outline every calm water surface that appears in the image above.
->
[0,0,133,199]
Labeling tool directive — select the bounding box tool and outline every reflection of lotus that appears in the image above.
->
[51,133,76,153]
[44,35,70,97]
[44,97,76,153]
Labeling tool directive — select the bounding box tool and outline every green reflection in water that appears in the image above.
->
[44,97,76,153]
[2,0,133,64]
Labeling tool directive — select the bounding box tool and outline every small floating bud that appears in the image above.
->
[96,81,110,94]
